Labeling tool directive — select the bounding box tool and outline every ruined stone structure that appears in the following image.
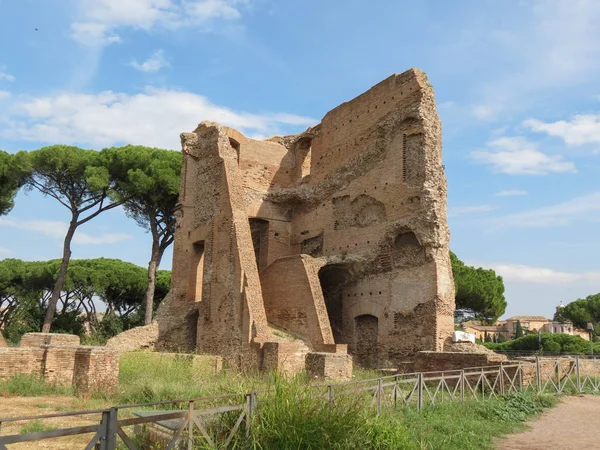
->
[0,333,119,394]
[161,68,455,372]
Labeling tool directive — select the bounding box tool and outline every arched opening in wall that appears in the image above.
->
[318,265,351,343]
[354,314,379,368]
[187,241,205,302]
[229,138,240,164]
[249,218,269,271]
[295,137,312,178]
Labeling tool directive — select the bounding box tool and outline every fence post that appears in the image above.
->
[460,370,465,403]
[104,408,117,450]
[417,373,423,412]
[576,356,582,394]
[328,385,334,405]
[98,410,110,450]
[393,376,398,409]
[518,363,523,393]
[245,393,256,438]
[481,368,485,399]
[376,378,382,414]
[499,365,505,396]
[188,400,194,450]
[536,356,542,393]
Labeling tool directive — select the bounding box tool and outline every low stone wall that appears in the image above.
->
[261,342,308,375]
[413,351,507,373]
[20,332,81,347]
[305,353,353,380]
[0,334,119,395]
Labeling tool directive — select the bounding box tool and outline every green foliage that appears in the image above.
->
[19,419,57,434]
[555,293,600,336]
[105,145,182,324]
[0,374,74,397]
[0,258,171,343]
[484,332,599,354]
[451,252,506,323]
[484,331,492,343]
[479,392,557,423]
[115,354,557,450]
[515,320,524,339]
[0,150,27,216]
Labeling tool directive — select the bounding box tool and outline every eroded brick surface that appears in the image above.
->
[163,68,455,372]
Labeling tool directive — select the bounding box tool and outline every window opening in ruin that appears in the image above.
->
[354,314,378,368]
[249,218,269,271]
[295,137,312,178]
[402,134,407,182]
[318,265,352,344]
[188,241,205,302]
[229,138,240,164]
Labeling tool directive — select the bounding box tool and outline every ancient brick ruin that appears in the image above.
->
[159,68,455,373]
[0,333,119,394]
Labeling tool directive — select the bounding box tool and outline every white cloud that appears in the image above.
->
[470,136,576,175]
[130,50,169,72]
[524,115,600,146]
[0,88,315,149]
[0,66,15,82]
[0,218,132,245]
[495,190,528,197]
[0,90,10,101]
[471,0,600,120]
[467,261,600,285]
[448,205,497,218]
[490,191,600,228]
[71,0,249,46]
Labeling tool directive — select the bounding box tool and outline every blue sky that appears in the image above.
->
[1,0,599,319]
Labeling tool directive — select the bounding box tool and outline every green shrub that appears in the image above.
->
[484,332,594,354]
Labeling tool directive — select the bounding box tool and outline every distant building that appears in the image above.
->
[461,313,590,341]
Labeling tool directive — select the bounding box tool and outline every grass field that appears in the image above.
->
[0,352,559,449]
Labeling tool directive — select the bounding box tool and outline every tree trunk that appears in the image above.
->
[144,239,161,325]
[41,217,78,333]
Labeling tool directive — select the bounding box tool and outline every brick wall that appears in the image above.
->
[413,351,507,373]
[0,339,119,395]
[20,333,80,347]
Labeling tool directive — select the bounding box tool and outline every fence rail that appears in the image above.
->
[2,356,600,449]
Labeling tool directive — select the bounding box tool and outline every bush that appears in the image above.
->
[483,332,594,354]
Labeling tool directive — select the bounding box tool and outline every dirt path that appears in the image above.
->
[0,395,109,449]
[496,395,600,450]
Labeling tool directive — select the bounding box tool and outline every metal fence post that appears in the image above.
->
[328,385,334,405]
[376,378,382,414]
[393,376,398,409]
[576,356,582,394]
[536,356,542,393]
[460,370,465,403]
[104,408,117,450]
[98,410,110,450]
[417,373,423,412]
[499,365,505,396]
